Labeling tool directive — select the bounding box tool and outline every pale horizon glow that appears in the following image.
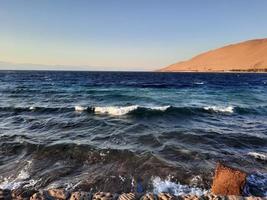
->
[1,0,267,71]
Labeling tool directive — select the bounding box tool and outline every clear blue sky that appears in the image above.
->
[0,0,267,71]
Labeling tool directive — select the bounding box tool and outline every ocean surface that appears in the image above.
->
[0,71,266,196]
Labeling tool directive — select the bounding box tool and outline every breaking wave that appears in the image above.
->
[248,152,267,161]
[152,177,208,196]
[203,106,234,113]
[0,104,266,116]
[94,105,139,116]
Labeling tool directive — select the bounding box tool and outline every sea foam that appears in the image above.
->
[94,105,138,116]
[0,160,37,190]
[75,105,88,112]
[248,152,267,161]
[94,105,170,116]
[203,106,234,113]
[152,177,208,196]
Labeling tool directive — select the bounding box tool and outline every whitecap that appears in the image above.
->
[74,105,87,112]
[29,106,35,111]
[94,105,138,116]
[203,106,234,113]
[152,176,208,196]
[194,82,204,85]
[147,105,170,111]
[248,152,267,161]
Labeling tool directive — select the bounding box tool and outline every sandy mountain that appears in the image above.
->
[159,38,267,72]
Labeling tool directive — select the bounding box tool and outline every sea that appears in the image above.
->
[0,71,266,196]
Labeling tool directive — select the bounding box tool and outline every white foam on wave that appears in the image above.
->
[94,105,171,116]
[94,105,138,116]
[29,106,35,111]
[0,160,37,190]
[203,106,234,113]
[194,82,204,85]
[152,177,208,196]
[75,105,87,112]
[248,152,267,161]
[148,105,170,111]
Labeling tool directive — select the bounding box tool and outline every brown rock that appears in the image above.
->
[157,193,175,200]
[244,197,265,200]
[11,189,36,200]
[211,163,247,196]
[92,192,117,200]
[70,191,92,200]
[30,192,48,200]
[47,189,70,200]
[226,196,244,200]
[0,189,11,200]
[203,194,224,200]
[140,193,156,200]
[118,193,136,200]
[181,195,200,200]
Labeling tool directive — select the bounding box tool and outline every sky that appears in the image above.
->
[0,0,267,71]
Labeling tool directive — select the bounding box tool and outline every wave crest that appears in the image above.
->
[203,106,234,113]
[94,105,138,116]
[248,152,267,161]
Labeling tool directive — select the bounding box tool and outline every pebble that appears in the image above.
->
[92,192,117,200]
[157,193,175,200]
[140,193,156,200]
[47,189,70,200]
[70,191,92,200]
[118,193,136,200]
[0,188,265,200]
[30,192,48,200]
[11,189,36,200]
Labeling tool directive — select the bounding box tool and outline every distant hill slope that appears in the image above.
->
[159,38,267,72]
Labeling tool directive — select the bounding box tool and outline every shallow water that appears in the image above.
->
[0,71,266,196]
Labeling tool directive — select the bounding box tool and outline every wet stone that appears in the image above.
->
[70,191,92,200]
[140,193,156,200]
[92,192,117,200]
[118,193,136,200]
[47,189,70,200]
[11,189,37,200]
[157,193,175,200]
[226,196,244,200]
[244,197,265,200]
[30,192,48,200]
[181,195,200,200]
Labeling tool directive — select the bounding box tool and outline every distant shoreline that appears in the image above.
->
[0,69,267,73]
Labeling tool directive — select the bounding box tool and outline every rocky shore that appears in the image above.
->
[0,163,265,200]
[0,188,265,200]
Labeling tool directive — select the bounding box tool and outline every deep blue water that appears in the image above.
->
[0,71,266,195]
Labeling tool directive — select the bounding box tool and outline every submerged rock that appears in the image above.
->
[0,189,11,200]
[211,163,247,196]
[11,188,36,200]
